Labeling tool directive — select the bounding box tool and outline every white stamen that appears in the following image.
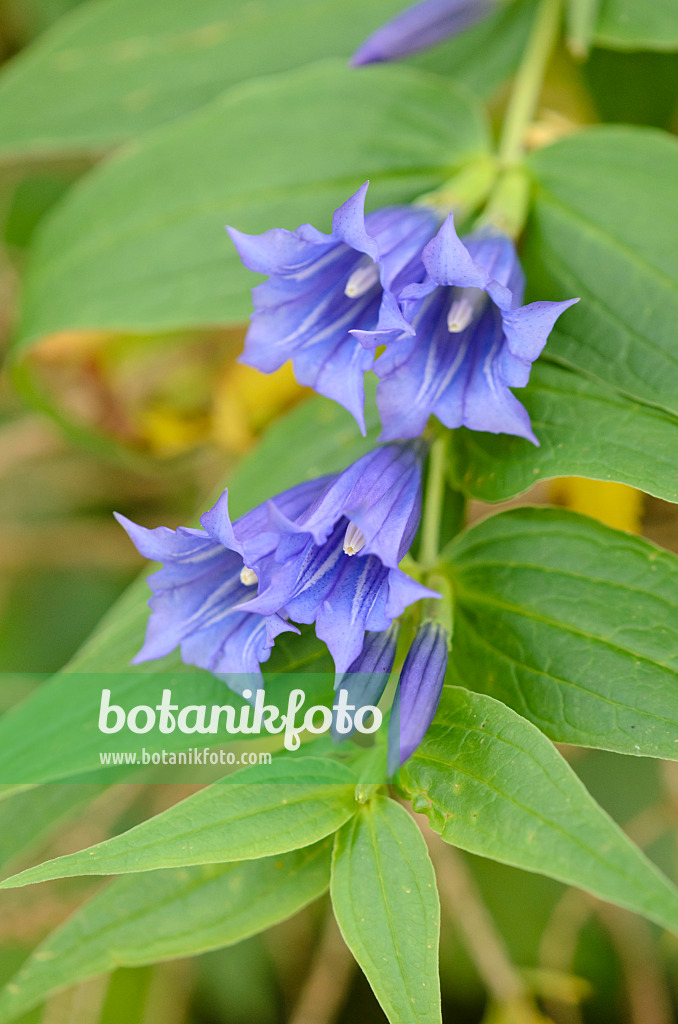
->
[447,287,487,333]
[345,258,379,298]
[343,522,366,556]
[239,566,259,586]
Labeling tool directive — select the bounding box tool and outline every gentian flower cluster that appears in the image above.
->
[122,173,577,771]
[351,0,495,66]
[230,182,577,445]
[117,442,437,692]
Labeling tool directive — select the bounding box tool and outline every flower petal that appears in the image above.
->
[351,0,493,65]
[388,620,449,773]
[421,214,489,289]
[501,297,580,362]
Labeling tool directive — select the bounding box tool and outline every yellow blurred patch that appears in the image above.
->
[550,478,643,533]
[138,406,209,456]
[32,329,111,361]
[212,361,307,453]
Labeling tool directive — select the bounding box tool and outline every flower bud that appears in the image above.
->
[388,620,449,774]
[351,0,493,67]
[332,625,398,740]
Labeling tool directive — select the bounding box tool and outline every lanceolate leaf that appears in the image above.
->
[0,784,106,874]
[0,841,332,1024]
[331,797,441,1024]
[399,688,678,933]
[0,0,522,161]
[526,127,678,420]
[0,395,378,795]
[594,0,678,51]
[445,508,678,758]
[12,62,488,353]
[0,758,357,888]
[0,0,409,159]
[448,361,678,503]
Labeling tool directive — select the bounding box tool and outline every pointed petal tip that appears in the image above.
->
[113,511,156,552]
[225,224,248,250]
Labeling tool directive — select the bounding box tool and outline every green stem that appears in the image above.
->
[420,434,448,570]
[498,0,563,167]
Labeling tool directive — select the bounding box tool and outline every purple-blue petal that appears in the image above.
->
[226,222,330,277]
[231,186,437,428]
[115,511,294,681]
[376,223,577,442]
[421,213,489,289]
[331,181,380,259]
[201,479,334,567]
[376,299,540,443]
[281,442,425,566]
[465,231,525,303]
[366,205,438,294]
[351,0,493,66]
[181,611,297,680]
[387,620,449,773]
[501,297,580,362]
[332,624,398,739]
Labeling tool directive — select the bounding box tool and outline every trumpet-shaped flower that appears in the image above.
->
[228,183,437,433]
[351,0,494,65]
[118,444,436,685]
[232,443,438,673]
[362,216,578,443]
[114,478,326,688]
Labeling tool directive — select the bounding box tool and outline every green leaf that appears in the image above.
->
[0,394,378,795]
[526,127,678,422]
[331,797,441,1024]
[594,0,678,51]
[0,0,415,160]
[448,361,678,503]
[445,508,678,758]
[12,61,488,354]
[0,784,106,873]
[399,687,678,933]
[0,840,331,1024]
[0,758,356,888]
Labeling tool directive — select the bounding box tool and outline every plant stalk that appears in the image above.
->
[420,434,448,570]
[498,0,563,167]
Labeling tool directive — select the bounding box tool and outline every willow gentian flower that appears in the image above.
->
[388,619,449,774]
[234,443,438,673]
[351,0,494,66]
[363,216,578,443]
[332,624,398,739]
[114,478,326,689]
[119,445,436,684]
[228,183,437,433]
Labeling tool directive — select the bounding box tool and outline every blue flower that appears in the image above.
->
[351,0,494,66]
[332,624,398,740]
[228,183,437,433]
[114,478,326,688]
[362,216,578,443]
[388,619,449,774]
[234,443,439,673]
[118,445,436,684]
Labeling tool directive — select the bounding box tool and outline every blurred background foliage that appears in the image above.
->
[0,0,677,1022]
